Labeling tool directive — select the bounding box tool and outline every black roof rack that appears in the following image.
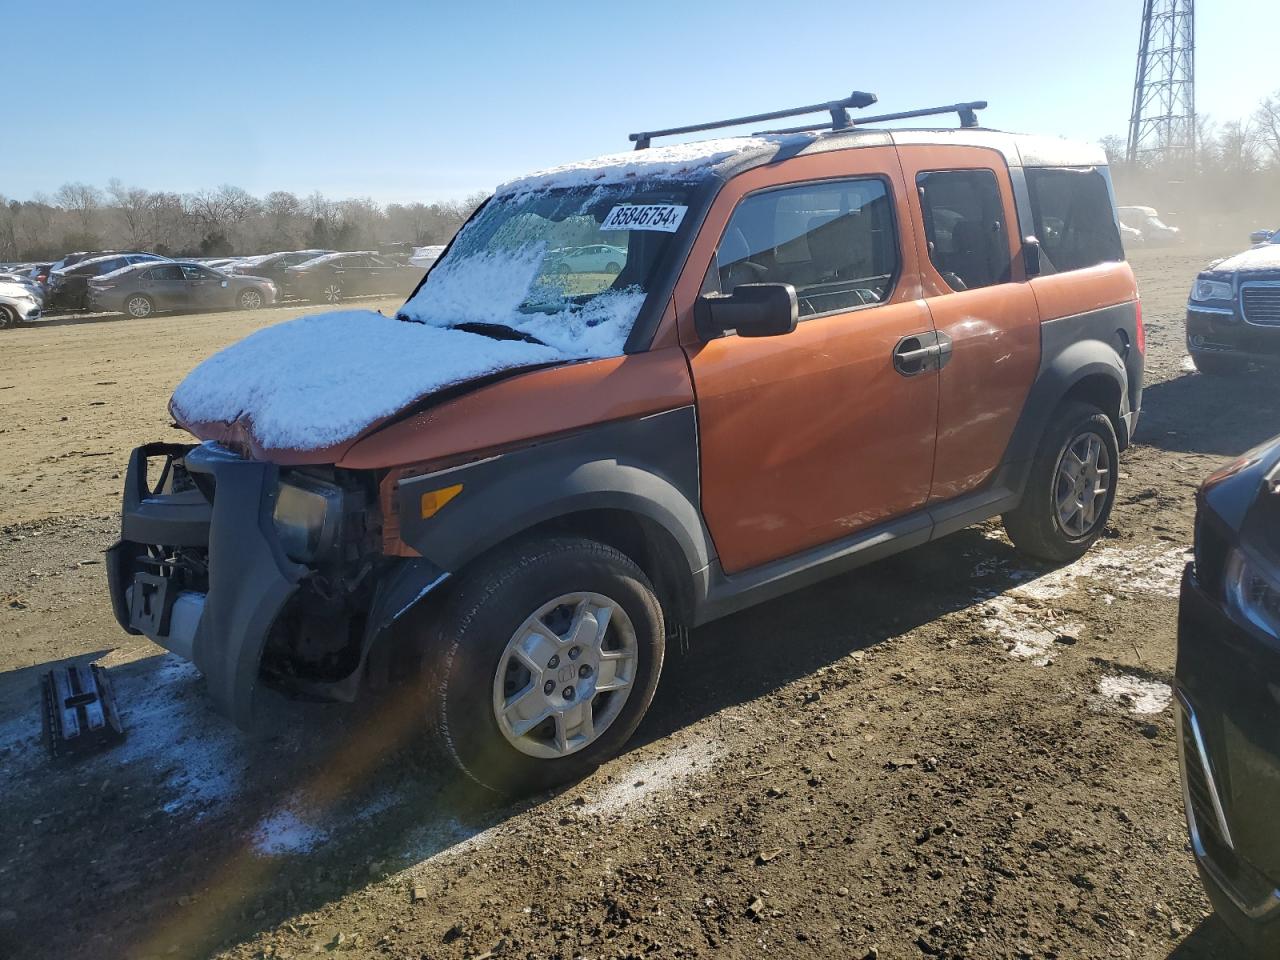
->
[756,101,988,135]
[629,90,878,150]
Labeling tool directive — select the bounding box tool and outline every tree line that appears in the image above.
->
[1101,88,1280,241]
[0,183,489,262]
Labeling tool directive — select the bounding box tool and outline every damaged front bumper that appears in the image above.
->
[106,442,307,727]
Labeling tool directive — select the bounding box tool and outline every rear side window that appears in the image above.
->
[712,178,899,318]
[1025,167,1123,272]
[917,169,1011,292]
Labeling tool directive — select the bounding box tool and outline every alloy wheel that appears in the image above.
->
[492,592,638,759]
[126,296,152,318]
[240,290,262,310]
[323,283,342,303]
[1054,432,1111,538]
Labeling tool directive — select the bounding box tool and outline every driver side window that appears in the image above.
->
[708,178,900,318]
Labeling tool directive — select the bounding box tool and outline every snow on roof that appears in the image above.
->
[292,250,377,267]
[496,135,802,197]
[52,253,158,276]
[236,249,330,268]
[170,310,568,451]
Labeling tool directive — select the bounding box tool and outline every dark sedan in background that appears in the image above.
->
[1186,237,1280,376]
[228,249,331,292]
[45,252,168,311]
[285,251,422,304]
[1178,438,1280,956]
[87,261,277,318]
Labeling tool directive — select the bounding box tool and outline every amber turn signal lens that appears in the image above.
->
[419,483,463,519]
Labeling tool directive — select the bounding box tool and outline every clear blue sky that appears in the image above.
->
[4,0,1273,204]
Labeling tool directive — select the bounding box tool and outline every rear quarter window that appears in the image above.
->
[1025,167,1123,273]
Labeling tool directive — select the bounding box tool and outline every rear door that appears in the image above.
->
[676,147,938,574]
[895,146,1041,503]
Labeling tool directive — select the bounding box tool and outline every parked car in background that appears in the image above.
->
[1177,438,1280,957]
[1118,205,1182,245]
[0,271,44,301]
[0,278,41,329]
[230,250,331,293]
[87,261,276,318]
[1250,228,1276,247]
[1186,236,1280,375]
[410,244,445,269]
[544,243,628,274]
[1119,222,1144,247]
[46,253,168,311]
[284,251,419,303]
[27,262,54,290]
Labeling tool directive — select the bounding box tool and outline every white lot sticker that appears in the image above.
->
[601,204,687,233]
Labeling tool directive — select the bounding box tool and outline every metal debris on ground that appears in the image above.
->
[40,663,124,758]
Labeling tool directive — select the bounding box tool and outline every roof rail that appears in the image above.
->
[756,101,988,135]
[629,90,878,150]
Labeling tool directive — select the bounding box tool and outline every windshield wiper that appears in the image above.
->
[449,321,547,346]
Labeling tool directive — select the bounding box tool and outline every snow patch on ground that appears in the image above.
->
[252,806,330,856]
[1182,355,1197,373]
[580,739,723,817]
[1095,673,1173,715]
[171,310,566,451]
[979,596,1080,666]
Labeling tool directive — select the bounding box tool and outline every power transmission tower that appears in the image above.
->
[1127,0,1197,166]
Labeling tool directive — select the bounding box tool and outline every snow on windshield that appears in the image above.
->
[398,182,694,357]
[171,310,565,451]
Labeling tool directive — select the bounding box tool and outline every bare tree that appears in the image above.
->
[54,182,103,236]
[1254,92,1280,169]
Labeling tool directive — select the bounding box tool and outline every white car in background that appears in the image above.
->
[0,278,42,329]
[410,244,445,269]
[543,243,627,274]
[1118,205,1181,245]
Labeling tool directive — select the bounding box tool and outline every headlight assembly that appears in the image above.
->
[272,475,344,562]
[1191,278,1233,303]
[1224,547,1280,639]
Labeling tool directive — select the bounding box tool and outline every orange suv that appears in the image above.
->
[107,92,1143,794]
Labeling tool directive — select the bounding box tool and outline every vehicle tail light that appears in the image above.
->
[1135,300,1145,355]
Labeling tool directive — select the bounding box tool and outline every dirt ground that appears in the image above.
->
[0,250,1274,960]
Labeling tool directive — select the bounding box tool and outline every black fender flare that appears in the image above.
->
[395,406,712,585]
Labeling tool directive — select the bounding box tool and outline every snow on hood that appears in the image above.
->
[398,246,645,358]
[496,135,808,197]
[1211,243,1280,273]
[170,310,566,451]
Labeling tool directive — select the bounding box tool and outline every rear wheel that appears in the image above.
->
[1003,401,1119,563]
[124,294,154,319]
[1191,352,1249,377]
[415,537,665,796]
[237,288,263,311]
[320,282,342,304]
[605,261,621,274]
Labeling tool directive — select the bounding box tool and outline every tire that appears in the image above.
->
[237,288,263,311]
[414,536,666,796]
[1191,352,1249,377]
[605,261,621,274]
[124,294,155,319]
[320,282,342,304]
[1003,401,1120,563]
[0,305,15,330]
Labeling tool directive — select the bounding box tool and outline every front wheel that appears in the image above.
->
[415,537,665,796]
[237,288,263,311]
[1003,401,1119,563]
[319,282,342,304]
[0,305,16,330]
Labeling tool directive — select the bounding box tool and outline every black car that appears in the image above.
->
[1186,238,1280,375]
[86,261,277,318]
[1177,437,1280,956]
[284,251,422,304]
[45,252,167,311]
[228,249,332,293]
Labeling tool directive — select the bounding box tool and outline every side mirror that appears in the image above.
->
[695,283,798,340]
[1022,236,1042,278]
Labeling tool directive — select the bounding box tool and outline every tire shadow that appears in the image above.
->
[1139,367,1280,456]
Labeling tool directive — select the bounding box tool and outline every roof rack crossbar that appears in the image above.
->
[755,101,989,136]
[629,90,878,150]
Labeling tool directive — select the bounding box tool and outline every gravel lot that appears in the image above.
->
[1,250,1272,960]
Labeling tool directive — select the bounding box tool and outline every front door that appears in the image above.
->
[677,149,939,574]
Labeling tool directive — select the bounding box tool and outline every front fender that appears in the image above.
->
[395,406,712,578]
